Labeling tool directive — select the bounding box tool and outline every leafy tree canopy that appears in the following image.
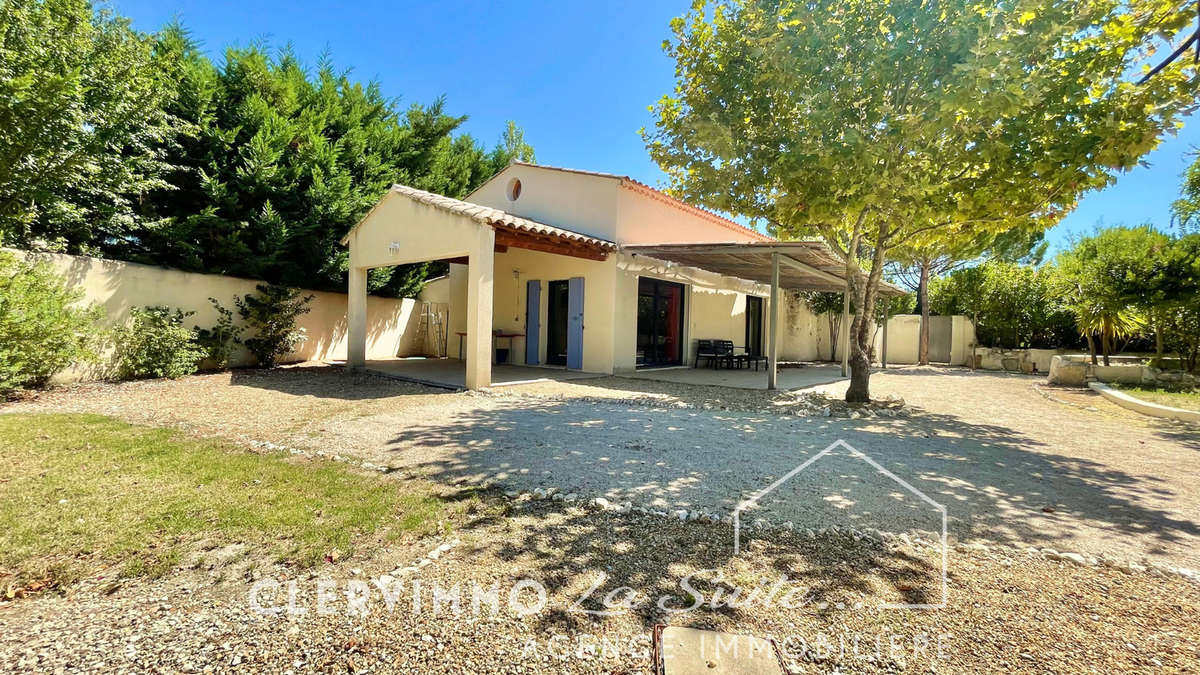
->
[0,0,176,248]
[646,0,1200,399]
[1,6,534,298]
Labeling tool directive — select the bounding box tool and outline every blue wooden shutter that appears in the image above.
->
[567,277,585,370]
[525,280,541,365]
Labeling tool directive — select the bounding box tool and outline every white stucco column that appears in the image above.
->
[347,264,368,368]
[464,227,496,389]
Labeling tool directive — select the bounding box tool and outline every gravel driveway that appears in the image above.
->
[10,365,1200,569]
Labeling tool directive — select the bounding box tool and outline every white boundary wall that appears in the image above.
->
[8,249,427,382]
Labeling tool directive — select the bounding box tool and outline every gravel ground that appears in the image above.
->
[9,365,1200,571]
[2,502,1198,674]
[4,367,1200,672]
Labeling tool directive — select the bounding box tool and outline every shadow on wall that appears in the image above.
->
[15,249,432,381]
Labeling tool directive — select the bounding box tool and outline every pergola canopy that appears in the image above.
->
[622,241,906,296]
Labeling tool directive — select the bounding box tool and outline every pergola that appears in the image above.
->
[623,241,906,389]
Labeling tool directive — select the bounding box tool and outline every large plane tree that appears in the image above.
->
[645,0,1200,401]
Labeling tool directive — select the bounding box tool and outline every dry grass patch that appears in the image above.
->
[0,413,473,594]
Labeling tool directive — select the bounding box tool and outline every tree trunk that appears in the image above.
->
[1102,331,1111,367]
[1154,314,1164,363]
[844,217,887,403]
[1086,333,1097,365]
[918,258,930,365]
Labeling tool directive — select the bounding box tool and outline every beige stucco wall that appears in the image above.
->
[417,275,450,304]
[775,291,824,361]
[469,164,769,246]
[874,314,921,364]
[488,247,617,373]
[348,192,488,269]
[468,165,622,244]
[442,250,809,375]
[612,183,771,245]
[11,249,425,382]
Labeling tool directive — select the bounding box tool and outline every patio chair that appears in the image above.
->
[713,340,737,369]
[695,339,719,368]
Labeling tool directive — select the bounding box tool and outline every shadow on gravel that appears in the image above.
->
[228,365,447,401]
[385,394,1200,563]
[452,501,943,633]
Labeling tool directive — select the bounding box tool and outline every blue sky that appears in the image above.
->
[113,0,1198,251]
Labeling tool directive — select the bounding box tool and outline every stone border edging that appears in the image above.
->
[1088,382,1200,423]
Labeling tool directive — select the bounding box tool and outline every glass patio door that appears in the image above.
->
[636,278,684,367]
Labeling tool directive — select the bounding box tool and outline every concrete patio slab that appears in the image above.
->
[625,363,845,390]
[360,358,604,389]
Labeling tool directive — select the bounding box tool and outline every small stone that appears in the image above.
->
[674,509,689,521]
[592,497,612,509]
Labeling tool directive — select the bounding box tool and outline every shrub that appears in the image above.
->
[192,298,239,369]
[113,306,206,380]
[234,285,313,367]
[0,252,102,396]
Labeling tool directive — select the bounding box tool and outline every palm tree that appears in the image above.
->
[1071,303,1146,366]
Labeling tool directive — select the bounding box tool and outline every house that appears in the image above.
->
[340,162,899,389]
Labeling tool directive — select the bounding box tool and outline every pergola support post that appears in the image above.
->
[768,252,780,390]
[464,227,496,390]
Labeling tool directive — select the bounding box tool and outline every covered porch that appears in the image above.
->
[341,184,617,389]
[623,242,906,390]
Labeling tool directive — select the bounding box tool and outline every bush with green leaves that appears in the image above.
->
[234,285,313,367]
[192,298,239,369]
[113,306,206,380]
[930,262,1077,349]
[0,251,101,396]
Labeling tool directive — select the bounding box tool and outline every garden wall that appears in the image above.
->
[802,312,975,366]
[1048,354,1197,388]
[973,347,1065,374]
[9,249,428,382]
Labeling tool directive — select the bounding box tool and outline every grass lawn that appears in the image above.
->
[0,413,468,592]
[1110,384,1200,411]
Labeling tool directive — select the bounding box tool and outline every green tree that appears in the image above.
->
[889,228,1046,364]
[931,261,1075,350]
[131,31,535,297]
[0,0,178,249]
[1172,152,1200,235]
[646,0,1199,401]
[1053,227,1171,364]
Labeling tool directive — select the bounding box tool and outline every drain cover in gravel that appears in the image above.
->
[655,626,786,675]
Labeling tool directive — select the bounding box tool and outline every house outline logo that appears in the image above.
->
[732,439,948,609]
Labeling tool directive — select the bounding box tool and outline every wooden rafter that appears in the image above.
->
[493,228,610,261]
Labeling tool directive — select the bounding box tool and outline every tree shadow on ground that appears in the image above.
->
[227,364,450,401]
[448,499,944,634]
[382,394,1200,565]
